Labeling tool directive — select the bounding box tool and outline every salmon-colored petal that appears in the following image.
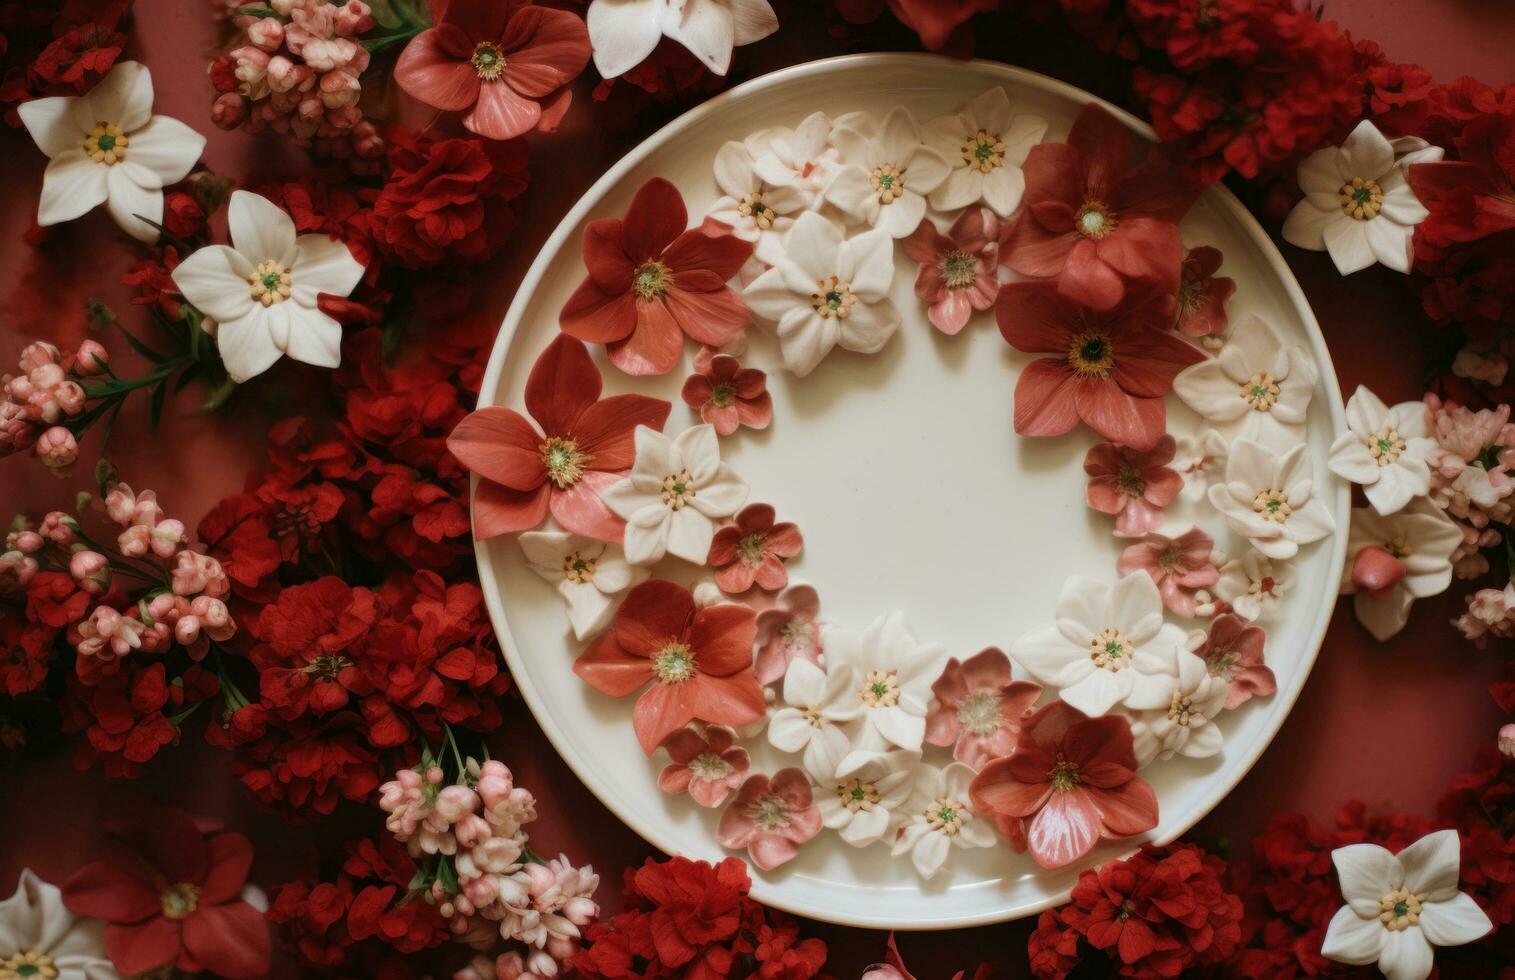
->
[734,392,772,429]
[1066,104,1135,199]
[1059,238,1126,311]
[707,526,741,567]
[969,758,1052,817]
[1026,789,1102,869]
[995,280,1076,353]
[703,401,741,436]
[607,305,685,376]
[581,218,634,293]
[447,407,545,490]
[658,726,705,764]
[746,834,799,871]
[688,671,766,729]
[688,603,757,676]
[463,77,541,141]
[765,522,803,557]
[771,767,814,807]
[500,6,590,99]
[573,631,654,697]
[622,178,688,262]
[1074,381,1166,450]
[443,0,512,40]
[960,646,1014,691]
[1001,217,1078,278]
[535,86,572,133]
[525,335,602,438]
[1095,217,1184,290]
[472,480,550,539]
[682,373,714,404]
[902,218,949,265]
[1018,142,1087,216]
[548,468,625,542]
[714,561,757,594]
[182,902,270,979]
[572,393,671,468]
[560,278,638,344]
[1064,713,1139,772]
[1110,326,1205,398]
[752,555,789,591]
[633,682,697,755]
[663,285,750,347]
[1085,779,1159,838]
[658,762,694,794]
[1013,359,1080,438]
[1144,466,1183,506]
[393,26,480,112]
[664,229,754,281]
[614,580,695,657]
[1086,474,1127,515]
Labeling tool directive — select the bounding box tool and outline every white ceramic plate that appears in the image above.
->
[474,54,1348,929]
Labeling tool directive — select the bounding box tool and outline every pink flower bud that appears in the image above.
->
[211,92,250,129]
[1501,724,1515,759]
[297,94,325,124]
[69,550,111,594]
[13,531,43,554]
[0,552,38,593]
[190,595,235,640]
[117,524,151,558]
[453,814,492,849]
[103,484,137,524]
[17,342,59,373]
[38,512,75,545]
[53,380,85,416]
[246,16,285,52]
[335,0,374,36]
[1350,545,1407,597]
[150,518,185,558]
[495,952,527,980]
[324,104,362,130]
[266,56,312,94]
[72,340,108,377]
[34,426,77,472]
[434,785,479,823]
[319,68,361,109]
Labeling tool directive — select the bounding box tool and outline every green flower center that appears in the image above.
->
[161,882,200,920]
[540,436,586,489]
[1076,202,1115,239]
[633,261,670,300]
[653,643,695,683]
[472,41,506,81]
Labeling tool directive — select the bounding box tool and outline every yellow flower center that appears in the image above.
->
[960,129,1006,174]
[1167,691,1197,726]
[161,881,200,920]
[1049,756,1081,792]
[302,654,353,679]
[471,41,507,81]
[737,192,777,229]
[688,751,732,780]
[924,796,967,835]
[938,249,977,288]
[858,668,901,707]
[1384,534,1412,560]
[84,121,128,164]
[247,260,292,307]
[653,643,695,683]
[0,950,58,980]
[737,532,768,565]
[1378,887,1423,931]
[1252,489,1292,524]
[1067,330,1115,379]
[836,777,881,812]
[1075,201,1115,239]
[632,261,670,300]
[811,275,857,319]
[540,436,586,489]
[659,470,696,509]
[561,551,597,584]
[1339,177,1385,220]
[1239,372,1281,411]
[870,163,907,204]
[1089,627,1131,670]
[1369,427,1406,466]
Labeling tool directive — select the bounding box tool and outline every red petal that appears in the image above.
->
[1026,790,1102,869]
[1085,779,1160,838]
[463,76,540,141]
[687,671,766,731]
[181,903,271,979]
[1064,714,1139,772]
[443,0,513,40]
[1001,218,1078,278]
[707,526,741,567]
[446,407,546,491]
[500,6,590,99]
[581,218,635,293]
[548,468,626,542]
[765,522,803,558]
[1058,239,1126,310]
[663,229,754,282]
[901,218,948,265]
[996,280,1075,353]
[1094,218,1183,291]
[574,630,654,697]
[614,580,695,657]
[62,860,160,922]
[1018,142,1086,218]
[471,480,550,539]
[1066,104,1135,200]
[1013,359,1081,438]
[105,919,181,976]
[525,335,602,438]
[1110,327,1205,398]
[1109,160,1200,223]
[687,603,757,677]
[663,285,750,348]
[536,86,573,133]
[633,682,696,755]
[198,833,253,905]
[623,178,688,262]
[559,278,638,344]
[572,393,671,469]
[1074,381,1166,450]
[393,26,480,111]
[608,303,687,376]
[969,759,1053,817]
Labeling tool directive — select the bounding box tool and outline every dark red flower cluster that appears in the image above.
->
[61,660,219,778]
[573,856,827,980]
[590,38,726,133]
[0,0,131,123]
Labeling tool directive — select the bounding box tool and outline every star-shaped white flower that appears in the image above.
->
[823,108,951,238]
[1213,550,1296,622]
[1173,316,1318,450]
[171,190,365,383]
[921,86,1047,217]
[746,111,836,209]
[822,612,941,754]
[1340,500,1463,641]
[744,211,898,376]
[890,762,996,879]
[707,139,809,266]
[1173,429,1230,502]
[1209,439,1336,561]
[815,748,914,848]
[1322,829,1491,980]
[586,0,778,78]
[601,424,749,565]
[1328,386,1437,516]
[767,658,862,781]
[518,531,647,640]
[1124,644,1227,768]
[18,61,205,244]
[1010,572,1187,718]
[0,868,120,980]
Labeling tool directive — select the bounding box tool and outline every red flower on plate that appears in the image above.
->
[1193,613,1275,709]
[1083,436,1183,538]
[707,503,803,595]
[1174,246,1235,340]
[559,177,754,376]
[573,580,765,754]
[681,351,772,436]
[997,280,1203,449]
[1117,528,1221,618]
[902,207,1001,335]
[657,724,750,808]
[716,769,823,871]
[924,647,1043,770]
[1001,103,1199,310]
[969,700,1158,870]
[447,334,670,541]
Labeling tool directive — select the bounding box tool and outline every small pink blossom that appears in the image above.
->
[681,352,772,436]
[657,724,750,808]
[1116,527,1221,617]
[716,768,822,871]
[1173,246,1235,341]
[172,550,229,598]
[902,207,1001,335]
[1454,582,1515,648]
[0,552,37,594]
[37,513,74,545]
[1500,724,1515,759]
[34,426,77,473]
[246,16,285,52]
[68,550,111,594]
[1084,435,1182,537]
[74,606,146,662]
[752,584,823,685]
[1193,613,1275,709]
[477,760,537,833]
[924,647,1042,770]
[72,340,109,377]
[707,504,802,595]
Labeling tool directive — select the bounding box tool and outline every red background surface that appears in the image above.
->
[2,1,1514,975]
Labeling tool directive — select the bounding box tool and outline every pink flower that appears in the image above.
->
[34,426,77,473]
[716,768,822,871]
[73,340,109,377]
[1116,527,1220,617]
[752,584,823,685]
[656,724,750,808]
[707,503,802,595]
[902,207,1001,335]
[924,647,1043,770]
[1454,582,1515,648]
[74,606,146,663]
[68,551,111,595]
[681,352,772,436]
[1174,246,1235,340]
[172,551,229,598]
[1084,435,1183,537]
[1193,613,1275,709]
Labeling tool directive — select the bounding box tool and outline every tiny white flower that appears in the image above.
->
[890,762,996,879]
[746,112,837,210]
[1173,316,1318,450]
[707,139,810,265]
[1173,429,1230,502]
[0,868,121,979]
[586,0,778,79]
[767,658,861,780]
[601,424,749,566]
[1124,644,1227,768]
[744,211,898,376]
[1213,550,1296,622]
[171,190,365,383]
[1321,829,1491,980]
[823,612,941,754]
[518,531,647,640]
[1010,572,1188,718]
[1328,386,1437,516]
[823,107,952,238]
[1208,439,1337,561]
[1340,500,1463,642]
[19,61,206,244]
[921,86,1047,217]
[814,748,914,847]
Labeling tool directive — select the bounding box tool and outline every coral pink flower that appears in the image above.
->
[560,178,754,376]
[681,351,772,436]
[1174,246,1235,340]
[1116,527,1221,617]
[448,335,670,541]
[752,584,823,685]
[997,280,1203,449]
[902,207,1001,335]
[574,580,764,754]
[1084,435,1183,537]
[1001,103,1199,311]
[656,724,750,808]
[924,647,1043,770]
[716,768,822,871]
[707,504,802,594]
[1193,613,1274,709]
[969,700,1158,870]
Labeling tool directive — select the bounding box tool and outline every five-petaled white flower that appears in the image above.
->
[19,61,205,244]
[1209,439,1337,561]
[1213,550,1295,622]
[1173,316,1318,450]
[1321,829,1491,980]
[822,612,941,755]
[518,531,648,640]
[601,424,749,565]
[890,762,996,879]
[746,111,836,209]
[767,658,861,781]
[171,190,366,383]
[707,139,809,266]
[921,86,1047,217]
[1173,429,1230,502]
[815,748,914,848]
[586,0,779,79]
[1340,500,1463,642]
[1124,644,1227,768]
[1010,572,1187,719]
[1328,386,1437,516]
[824,108,952,238]
[0,868,120,980]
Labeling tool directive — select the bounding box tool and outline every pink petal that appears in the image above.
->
[1085,779,1160,838]
[663,285,750,348]
[1013,359,1081,438]
[447,408,545,491]
[525,335,602,438]
[1058,238,1126,310]
[968,759,1052,818]
[664,229,754,282]
[560,279,638,344]
[607,304,686,376]
[614,581,695,658]
[687,672,766,732]
[572,393,672,469]
[930,291,974,335]
[1073,381,1166,450]
[501,6,590,98]
[1085,475,1128,516]
[688,604,757,677]
[548,468,626,542]
[574,632,654,698]
[633,683,697,755]
[1026,790,1102,869]
[394,26,481,112]
[463,77,541,141]
[472,480,550,539]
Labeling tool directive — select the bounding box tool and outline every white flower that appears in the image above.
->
[1208,439,1337,561]
[822,612,941,754]
[1328,386,1436,516]
[1173,316,1318,450]
[602,424,748,565]
[1282,119,1430,275]
[1173,429,1230,502]
[1321,829,1491,980]
[586,0,778,79]
[921,86,1047,217]
[518,531,647,640]
[814,748,914,847]
[746,112,837,209]
[18,61,205,244]
[0,869,120,980]
[707,139,809,265]
[767,658,861,780]
[1340,500,1463,641]
[171,190,365,383]
[1213,550,1296,622]
[744,211,898,376]
[890,762,996,879]
[1124,645,1227,768]
[1010,572,1187,718]
[823,108,951,238]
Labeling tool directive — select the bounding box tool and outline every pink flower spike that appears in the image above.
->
[752,584,823,685]
[656,724,751,808]
[1116,527,1220,617]
[1084,436,1182,537]
[1194,613,1275,709]
[707,503,803,595]
[681,353,773,436]
[902,208,1001,335]
[924,647,1043,770]
[716,768,822,871]
[1174,246,1235,339]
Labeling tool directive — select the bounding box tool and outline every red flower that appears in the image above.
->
[1084,436,1182,538]
[251,578,379,719]
[230,711,385,820]
[1002,103,1199,310]
[1410,112,1515,248]
[559,177,754,376]
[1116,528,1220,618]
[902,207,1001,335]
[447,334,671,541]
[1174,246,1234,339]
[682,351,772,436]
[707,503,803,594]
[61,662,217,778]
[573,579,765,754]
[657,724,750,808]
[996,280,1202,449]
[1191,612,1274,709]
[923,647,1042,770]
[61,804,272,977]
[834,0,1000,53]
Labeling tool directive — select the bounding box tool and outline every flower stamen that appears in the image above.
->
[561,551,597,584]
[632,261,670,300]
[811,275,857,319]
[960,130,1006,174]
[1089,627,1131,670]
[471,41,507,81]
[869,163,907,204]
[247,260,292,307]
[84,121,128,164]
[924,796,967,835]
[660,470,696,509]
[1239,372,1281,411]
[1251,489,1292,524]
[1368,427,1406,466]
[653,643,695,683]
[0,950,58,979]
[1075,201,1115,239]
[160,881,200,920]
[938,249,978,288]
[858,669,901,707]
[737,192,777,229]
[540,436,587,489]
[1338,177,1384,220]
[836,777,880,812]
[1067,330,1115,379]
[1378,886,1423,931]
[956,689,1004,737]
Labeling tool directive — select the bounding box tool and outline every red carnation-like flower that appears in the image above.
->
[1083,436,1182,538]
[251,577,379,719]
[707,503,803,595]
[681,351,772,436]
[560,177,754,376]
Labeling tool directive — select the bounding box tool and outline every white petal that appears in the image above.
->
[587,0,665,79]
[37,150,107,226]
[17,96,84,158]
[874,190,927,239]
[1329,434,1383,488]
[665,507,715,563]
[714,140,756,198]
[518,531,574,576]
[622,508,672,565]
[1397,829,1462,901]
[687,465,748,518]
[1321,905,1388,966]
[1364,214,1414,273]
[1340,119,1396,181]
[778,309,837,377]
[283,307,343,369]
[1417,893,1493,947]
[782,658,827,707]
[661,0,736,75]
[1281,200,1338,251]
[228,189,297,267]
[1009,625,1083,688]
[86,60,153,132]
[836,299,898,355]
[104,165,163,243]
[930,166,982,213]
[910,828,951,879]
[1333,842,1401,908]
[1378,928,1434,980]
[785,211,844,282]
[802,723,851,781]
[293,234,365,305]
[869,705,925,752]
[564,581,615,639]
[839,228,896,300]
[839,805,891,847]
[1324,218,1378,275]
[1352,590,1413,642]
[172,244,258,322]
[823,165,878,224]
[1178,719,1223,758]
[1295,145,1345,196]
[981,165,1025,218]
[122,114,205,187]
[674,423,721,483]
[1111,571,1163,641]
[904,147,951,195]
[215,309,284,383]
[1059,668,1130,718]
[767,708,815,753]
[730,0,779,45]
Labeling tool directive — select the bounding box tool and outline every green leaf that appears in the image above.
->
[94,459,118,493]
[149,379,168,431]
[238,4,280,17]
[113,322,172,364]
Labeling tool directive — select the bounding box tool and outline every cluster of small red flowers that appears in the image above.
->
[591,39,727,133]
[572,856,828,980]
[0,0,131,124]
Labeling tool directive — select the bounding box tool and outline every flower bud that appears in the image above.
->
[34,426,77,472]
[246,16,285,52]
[1501,723,1515,759]
[72,340,109,377]
[211,92,250,130]
[69,550,111,594]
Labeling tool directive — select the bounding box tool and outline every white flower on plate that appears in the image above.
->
[822,612,941,755]
[1208,439,1336,561]
[1328,386,1436,516]
[744,211,898,377]
[815,748,914,847]
[823,108,951,238]
[1173,429,1230,502]
[1213,550,1296,622]
[585,0,778,79]
[0,868,120,979]
[602,424,749,566]
[707,139,809,265]
[1172,316,1318,450]
[1124,645,1227,768]
[767,658,861,780]
[890,762,996,879]
[746,112,836,209]
[1321,829,1491,980]
[171,190,365,383]
[1282,119,1431,275]
[1010,572,1187,718]
[518,531,647,640]
[921,86,1047,217]
[18,60,205,244]
[1340,500,1463,642]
